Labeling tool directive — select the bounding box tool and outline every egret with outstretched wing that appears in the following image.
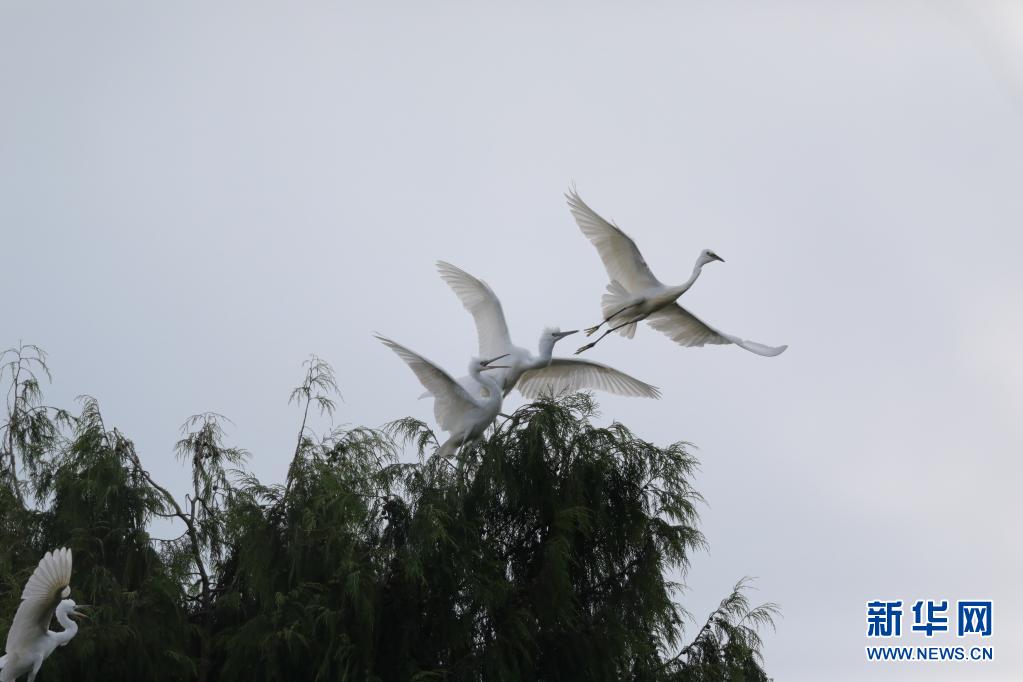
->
[436,261,660,399]
[377,335,509,457]
[1,548,87,682]
[567,188,787,357]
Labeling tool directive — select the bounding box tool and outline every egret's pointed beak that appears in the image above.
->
[711,253,725,263]
[554,330,579,339]
[481,353,510,371]
[71,605,91,619]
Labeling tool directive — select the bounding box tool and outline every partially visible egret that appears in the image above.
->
[0,548,87,682]
[567,189,787,357]
[436,261,661,399]
[377,335,510,457]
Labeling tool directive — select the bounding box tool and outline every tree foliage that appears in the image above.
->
[0,347,776,681]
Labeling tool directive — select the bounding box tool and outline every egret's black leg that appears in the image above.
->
[576,316,644,354]
[584,302,641,336]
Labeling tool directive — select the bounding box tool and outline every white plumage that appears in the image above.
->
[567,188,787,357]
[436,261,660,400]
[1,548,85,682]
[515,357,659,399]
[377,334,510,457]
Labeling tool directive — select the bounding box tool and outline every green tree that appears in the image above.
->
[28,398,193,681]
[0,343,69,503]
[0,346,776,681]
[214,392,776,681]
[129,412,248,682]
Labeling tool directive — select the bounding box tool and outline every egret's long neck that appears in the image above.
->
[474,370,504,407]
[469,366,493,391]
[676,258,707,296]
[51,608,79,645]
[535,338,556,366]
[480,371,502,395]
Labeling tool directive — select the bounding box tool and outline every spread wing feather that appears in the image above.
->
[6,548,72,653]
[516,358,661,399]
[566,188,662,292]
[436,261,513,359]
[646,304,787,356]
[377,335,479,432]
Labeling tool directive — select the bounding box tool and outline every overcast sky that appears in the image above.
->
[3,2,1022,679]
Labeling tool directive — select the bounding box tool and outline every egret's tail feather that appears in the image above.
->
[601,280,638,337]
[601,280,631,316]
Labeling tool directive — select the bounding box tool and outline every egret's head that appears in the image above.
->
[57,599,89,620]
[698,249,725,267]
[539,327,578,353]
[469,354,510,375]
[542,327,578,343]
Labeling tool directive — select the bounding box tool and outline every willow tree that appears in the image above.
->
[126,412,248,682]
[214,393,775,681]
[0,343,69,504]
[0,345,70,639]
[1,346,776,681]
[18,397,194,681]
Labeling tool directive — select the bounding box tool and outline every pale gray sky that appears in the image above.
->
[3,2,1022,679]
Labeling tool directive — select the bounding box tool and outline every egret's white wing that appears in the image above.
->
[419,375,492,401]
[6,548,72,653]
[377,335,479,432]
[436,261,513,359]
[516,358,662,399]
[566,188,662,292]
[646,304,787,357]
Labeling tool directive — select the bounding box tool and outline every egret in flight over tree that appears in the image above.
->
[377,335,510,458]
[567,189,787,357]
[436,261,661,399]
[0,548,87,682]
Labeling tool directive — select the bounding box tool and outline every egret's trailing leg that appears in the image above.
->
[583,302,642,336]
[576,316,646,354]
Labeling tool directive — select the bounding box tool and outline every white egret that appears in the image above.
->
[436,261,661,399]
[567,189,787,357]
[377,335,510,457]
[0,548,87,682]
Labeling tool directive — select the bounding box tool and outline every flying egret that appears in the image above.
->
[0,548,87,682]
[435,261,661,399]
[567,189,787,357]
[377,334,510,458]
